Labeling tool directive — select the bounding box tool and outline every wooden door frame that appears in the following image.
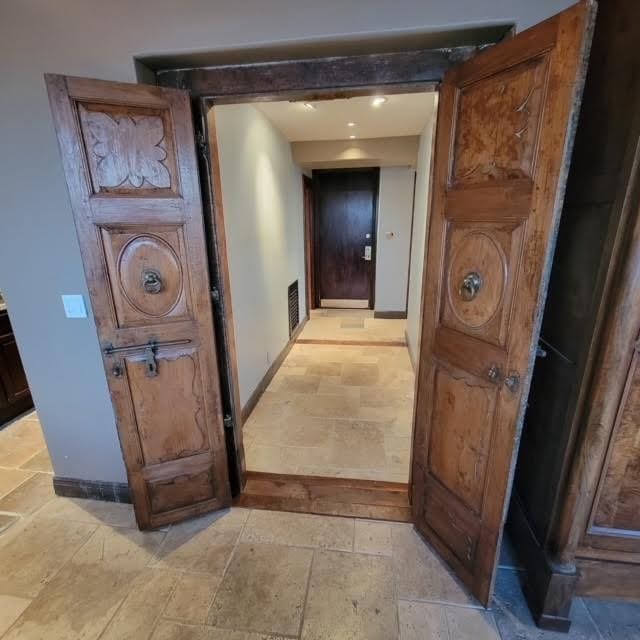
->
[311,167,380,310]
[302,174,315,314]
[156,40,508,501]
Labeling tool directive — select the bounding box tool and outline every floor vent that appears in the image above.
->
[288,280,299,338]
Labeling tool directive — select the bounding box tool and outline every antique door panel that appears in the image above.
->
[46,75,230,529]
[582,340,640,554]
[412,1,594,604]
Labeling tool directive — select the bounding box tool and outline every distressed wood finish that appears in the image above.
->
[411,2,593,605]
[46,75,230,529]
[236,472,411,522]
[156,48,477,100]
[507,0,640,625]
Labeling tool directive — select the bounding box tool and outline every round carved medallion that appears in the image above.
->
[447,231,506,328]
[117,234,183,317]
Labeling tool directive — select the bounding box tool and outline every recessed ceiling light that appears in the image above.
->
[371,96,387,107]
[347,122,356,127]
[349,135,356,139]
[303,102,316,111]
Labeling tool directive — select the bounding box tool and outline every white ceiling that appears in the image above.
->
[255,92,436,142]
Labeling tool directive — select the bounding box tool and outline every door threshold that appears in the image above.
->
[234,471,411,522]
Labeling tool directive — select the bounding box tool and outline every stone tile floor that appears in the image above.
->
[1,415,639,638]
[297,308,407,344]
[243,342,414,481]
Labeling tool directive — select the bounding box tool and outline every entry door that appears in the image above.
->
[46,76,230,529]
[411,1,593,605]
[315,169,379,307]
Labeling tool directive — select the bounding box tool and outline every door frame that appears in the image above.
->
[155,39,510,497]
[312,167,380,310]
[302,174,316,314]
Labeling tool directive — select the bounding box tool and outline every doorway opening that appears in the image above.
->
[210,91,437,495]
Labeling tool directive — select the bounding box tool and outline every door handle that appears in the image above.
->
[362,245,372,261]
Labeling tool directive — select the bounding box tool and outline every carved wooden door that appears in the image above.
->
[411,1,594,605]
[46,76,230,529]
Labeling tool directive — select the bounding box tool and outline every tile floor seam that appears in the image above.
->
[201,508,252,626]
[296,547,316,640]
[0,470,36,501]
[397,596,485,611]
[580,597,607,640]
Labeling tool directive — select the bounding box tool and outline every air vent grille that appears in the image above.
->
[288,280,299,338]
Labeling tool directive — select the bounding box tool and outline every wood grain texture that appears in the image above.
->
[235,471,411,522]
[411,1,594,606]
[46,75,231,529]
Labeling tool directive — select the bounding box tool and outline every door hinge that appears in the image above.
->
[223,414,234,430]
[195,130,209,156]
[211,287,220,303]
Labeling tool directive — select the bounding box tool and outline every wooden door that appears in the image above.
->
[411,1,594,605]
[46,76,230,529]
[314,169,378,307]
[302,175,316,313]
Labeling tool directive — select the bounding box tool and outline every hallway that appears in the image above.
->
[243,311,414,481]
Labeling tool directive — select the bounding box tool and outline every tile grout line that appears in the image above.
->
[297,547,317,640]
[580,597,607,640]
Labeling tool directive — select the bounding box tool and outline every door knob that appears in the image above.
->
[504,372,520,392]
[459,271,482,301]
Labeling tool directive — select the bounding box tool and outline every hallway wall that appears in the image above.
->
[215,104,306,407]
[406,98,438,365]
[374,167,416,314]
[0,0,575,482]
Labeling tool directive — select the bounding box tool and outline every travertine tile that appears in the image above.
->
[0,594,31,636]
[100,569,177,640]
[3,560,134,640]
[0,467,33,498]
[341,362,380,386]
[0,512,19,533]
[241,509,354,551]
[153,510,244,575]
[301,549,397,640]
[0,420,46,467]
[354,520,392,556]
[391,524,476,606]
[34,495,136,528]
[73,524,166,572]
[0,472,54,514]
[164,573,221,623]
[398,600,449,640]
[152,620,288,640]
[19,448,53,473]
[290,393,360,419]
[445,606,500,639]
[583,597,640,639]
[208,542,312,636]
[331,420,386,468]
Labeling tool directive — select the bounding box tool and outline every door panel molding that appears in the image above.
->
[46,75,231,529]
[411,1,595,605]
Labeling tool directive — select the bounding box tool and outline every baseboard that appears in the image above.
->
[576,557,640,600]
[405,330,416,371]
[53,476,131,503]
[507,495,577,632]
[373,310,407,319]
[241,316,308,423]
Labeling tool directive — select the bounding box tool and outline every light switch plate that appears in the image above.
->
[61,294,87,318]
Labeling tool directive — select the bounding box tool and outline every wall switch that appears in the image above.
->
[62,294,87,318]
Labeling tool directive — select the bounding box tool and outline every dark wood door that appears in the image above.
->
[46,75,230,529]
[0,310,33,424]
[314,169,378,307]
[411,1,594,605]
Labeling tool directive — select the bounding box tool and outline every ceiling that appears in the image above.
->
[254,92,436,142]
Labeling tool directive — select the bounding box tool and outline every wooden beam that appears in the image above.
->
[157,47,478,99]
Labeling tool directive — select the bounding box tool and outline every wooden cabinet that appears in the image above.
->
[508,0,640,631]
[0,309,33,424]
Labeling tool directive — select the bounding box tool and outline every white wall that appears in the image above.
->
[215,104,306,407]
[0,0,574,483]
[406,97,438,366]
[374,168,416,313]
